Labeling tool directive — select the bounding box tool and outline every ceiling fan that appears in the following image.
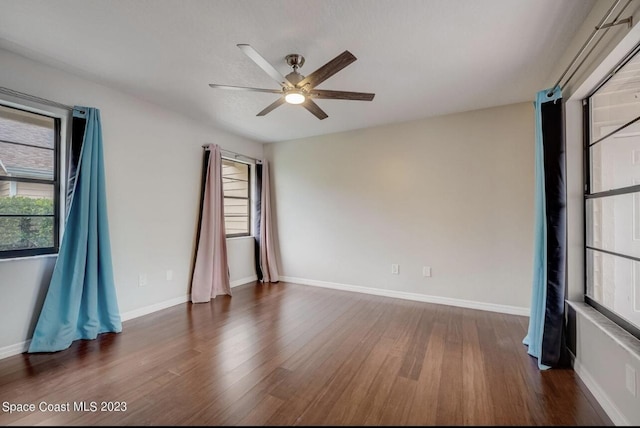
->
[209,44,375,120]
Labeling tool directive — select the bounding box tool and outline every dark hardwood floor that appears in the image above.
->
[0,281,611,426]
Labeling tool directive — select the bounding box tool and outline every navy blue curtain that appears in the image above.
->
[523,87,568,369]
[254,162,263,281]
[29,107,121,353]
[191,148,211,281]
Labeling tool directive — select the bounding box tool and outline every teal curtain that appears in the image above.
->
[523,86,566,369]
[29,107,121,353]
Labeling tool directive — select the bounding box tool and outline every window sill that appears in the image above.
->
[567,300,640,358]
[0,253,58,263]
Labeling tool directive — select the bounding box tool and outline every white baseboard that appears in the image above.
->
[231,275,258,288]
[121,276,256,321]
[280,276,529,316]
[120,295,190,322]
[0,339,30,360]
[0,276,260,361]
[1,275,523,361]
[573,358,629,426]
[0,294,191,360]
[0,298,189,360]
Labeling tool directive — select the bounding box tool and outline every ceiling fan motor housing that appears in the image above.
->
[285,71,304,86]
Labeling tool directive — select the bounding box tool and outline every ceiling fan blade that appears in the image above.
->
[302,99,328,120]
[237,44,293,89]
[209,84,282,94]
[257,97,286,116]
[309,89,375,101]
[297,51,357,90]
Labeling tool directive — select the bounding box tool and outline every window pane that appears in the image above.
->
[224,197,249,235]
[587,249,640,328]
[0,104,55,149]
[0,216,54,251]
[587,193,640,258]
[0,141,54,180]
[0,104,58,257]
[222,159,249,198]
[586,44,640,337]
[221,158,249,236]
[224,197,248,215]
[225,217,249,235]
[590,126,640,192]
[0,104,55,181]
[0,190,54,215]
[591,53,640,143]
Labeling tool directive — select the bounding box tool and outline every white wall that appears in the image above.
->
[0,47,262,353]
[266,102,534,311]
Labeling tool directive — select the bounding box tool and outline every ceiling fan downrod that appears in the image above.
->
[285,54,305,86]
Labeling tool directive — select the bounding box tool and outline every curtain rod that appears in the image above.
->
[202,144,261,162]
[547,0,633,97]
[561,0,634,93]
[0,86,74,111]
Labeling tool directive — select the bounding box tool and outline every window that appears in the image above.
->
[585,44,640,339]
[222,158,250,237]
[0,103,60,258]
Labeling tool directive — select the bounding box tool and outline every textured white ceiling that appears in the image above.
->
[0,0,594,143]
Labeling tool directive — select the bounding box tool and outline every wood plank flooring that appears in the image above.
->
[0,281,611,426]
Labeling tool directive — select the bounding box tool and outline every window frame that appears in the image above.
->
[583,41,640,341]
[0,102,62,259]
[221,156,251,238]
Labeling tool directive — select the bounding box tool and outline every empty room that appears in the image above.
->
[2,0,640,426]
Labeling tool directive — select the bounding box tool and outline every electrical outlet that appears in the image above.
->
[391,264,399,275]
[626,364,636,396]
[166,270,173,281]
[423,266,432,277]
[138,273,148,287]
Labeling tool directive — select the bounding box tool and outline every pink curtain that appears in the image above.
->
[260,160,280,282]
[191,144,231,303]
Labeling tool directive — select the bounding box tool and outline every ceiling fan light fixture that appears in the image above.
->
[285,90,306,104]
